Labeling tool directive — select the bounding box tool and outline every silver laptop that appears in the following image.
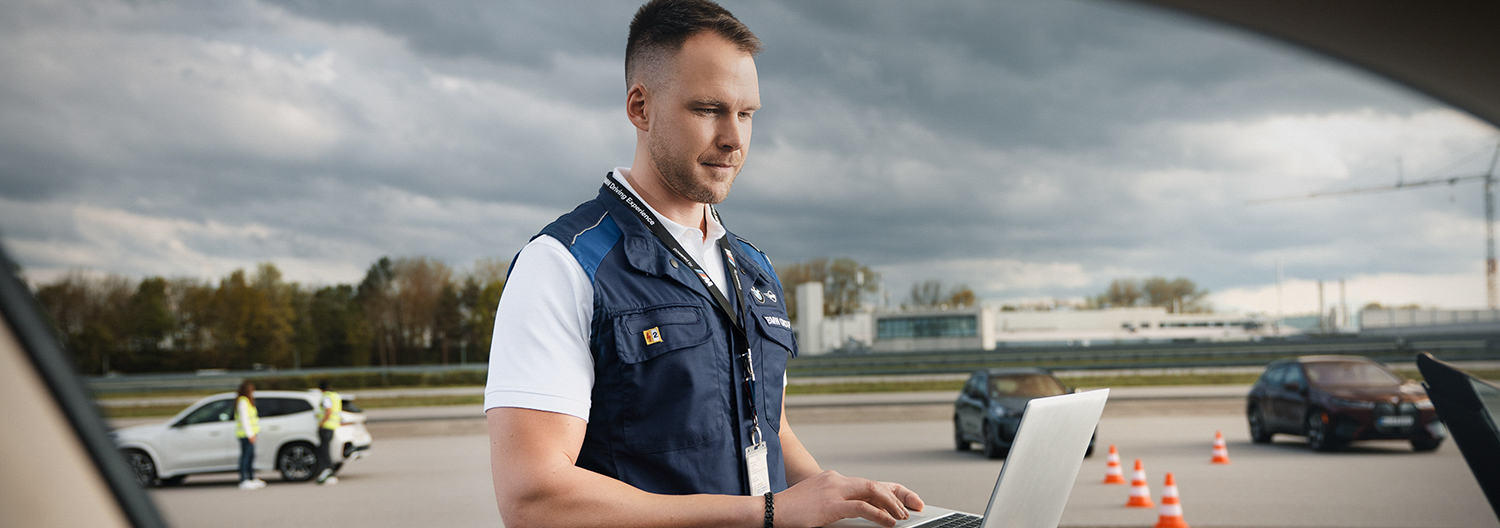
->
[829,389,1109,528]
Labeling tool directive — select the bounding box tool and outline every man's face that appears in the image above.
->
[646,32,760,205]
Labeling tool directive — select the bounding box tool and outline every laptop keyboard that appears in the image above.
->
[912,513,983,528]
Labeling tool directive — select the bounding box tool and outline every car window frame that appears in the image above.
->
[174,398,234,427]
[965,373,986,399]
[989,373,1068,398]
[258,397,313,418]
[1305,361,1404,388]
[1285,364,1308,390]
[1261,363,1287,388]
[0,244,167,527]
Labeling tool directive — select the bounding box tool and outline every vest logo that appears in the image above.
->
[766,291,778,303]
[751,287,765,303]
[763,316,792,329]
[643,327,663,345]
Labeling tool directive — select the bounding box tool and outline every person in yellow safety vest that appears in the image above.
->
[313,379,342,485]
[235,381,265,490]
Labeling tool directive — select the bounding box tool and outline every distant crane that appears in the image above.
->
[1248,143,1499,309]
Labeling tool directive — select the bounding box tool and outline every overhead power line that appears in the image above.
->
[1247,143,1499,309]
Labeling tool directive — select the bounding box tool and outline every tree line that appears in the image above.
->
[33,257,507,375]
[1089,276,1209,313]
[776,257,879,322]
[775,258,977,321]
[765,262,1209,322]
[33,250,1210,376]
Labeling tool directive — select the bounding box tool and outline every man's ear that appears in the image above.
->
[626,83,650,132]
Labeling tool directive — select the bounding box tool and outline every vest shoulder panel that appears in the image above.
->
[534,186,793,496]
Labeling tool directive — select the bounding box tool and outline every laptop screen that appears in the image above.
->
[1416,353,1500,520]
[1471,377,1500,433]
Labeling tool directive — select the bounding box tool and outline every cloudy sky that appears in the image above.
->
[2,0,1496,317]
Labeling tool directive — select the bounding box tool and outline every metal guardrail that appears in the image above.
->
[87,363,487,394]
[786,334,1499,377]
[86,333,1499,393]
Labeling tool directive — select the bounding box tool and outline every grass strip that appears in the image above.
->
[94,389,228,400]
[782,372,1263,395]
[786,379,964,395]
[103,394,487,419]
[100,368,1500,418]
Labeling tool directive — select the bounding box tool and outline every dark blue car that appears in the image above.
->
[954,367,1095,458]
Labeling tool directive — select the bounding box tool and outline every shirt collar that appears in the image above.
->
[613,167,726,245]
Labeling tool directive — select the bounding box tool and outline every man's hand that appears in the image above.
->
[773,470,924,528]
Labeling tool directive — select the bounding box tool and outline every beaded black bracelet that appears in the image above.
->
[763,491,774,528]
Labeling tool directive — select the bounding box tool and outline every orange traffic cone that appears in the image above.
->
[1154,472,1189,528]
[1125,459,1154,508]
[1102,445,1126,484]
[1210,431,1231,464]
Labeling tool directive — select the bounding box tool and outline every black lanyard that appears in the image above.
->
[602,173,766,446]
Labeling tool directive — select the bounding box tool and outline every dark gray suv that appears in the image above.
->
[954,367,1095,459]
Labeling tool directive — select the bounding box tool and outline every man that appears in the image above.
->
[313,379,341,485]
[484,1,924,527]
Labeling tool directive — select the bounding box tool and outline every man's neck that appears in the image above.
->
[622,167,710,238]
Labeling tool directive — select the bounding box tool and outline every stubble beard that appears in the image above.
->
[650,139,736,205]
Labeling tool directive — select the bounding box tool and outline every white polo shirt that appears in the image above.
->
[482,168,729,421]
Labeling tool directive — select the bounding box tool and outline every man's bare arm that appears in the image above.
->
[489,407,922,528]
[779,394,821,485]
[488,407,760,528]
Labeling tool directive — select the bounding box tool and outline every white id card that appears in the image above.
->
[745,442,771,496]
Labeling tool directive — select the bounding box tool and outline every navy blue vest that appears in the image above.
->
[535,184,797,496]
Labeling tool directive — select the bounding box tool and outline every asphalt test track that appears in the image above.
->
[145,397,1499,528]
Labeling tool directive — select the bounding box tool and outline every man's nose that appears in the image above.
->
[717,117,748,151]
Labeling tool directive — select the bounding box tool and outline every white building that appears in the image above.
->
[990,306,1264,347]
[1360,308,1500,336]
[793,283,1271,355]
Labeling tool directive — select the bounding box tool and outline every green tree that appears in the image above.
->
[29,255,511,372]
[125,276,176,371]
[1092,278,1144,308]
[1142,276,1209,313]
[308,284,360,367]
[35,272,133,374]
[169,278,218,368]
[357,257,396,368]
[460,258,509,364]
[211,269,253,367]
[947,286,977,308]
[435,282,463,364]
[288,284,316,369]
[247,263,296,367]
[1092,276,1209,313]
[776,257,879,321]
[389,257,453,365]
[906,279,976,308]
[908,279,943,307]
[210,264,296,369]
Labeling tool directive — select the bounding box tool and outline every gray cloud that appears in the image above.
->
[0,0,1494,311]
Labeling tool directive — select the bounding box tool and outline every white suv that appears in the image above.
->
[112,390,373,486]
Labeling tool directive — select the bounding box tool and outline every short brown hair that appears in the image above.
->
[625,0,761,88]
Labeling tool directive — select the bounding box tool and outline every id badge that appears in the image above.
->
[744,442,771,496]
